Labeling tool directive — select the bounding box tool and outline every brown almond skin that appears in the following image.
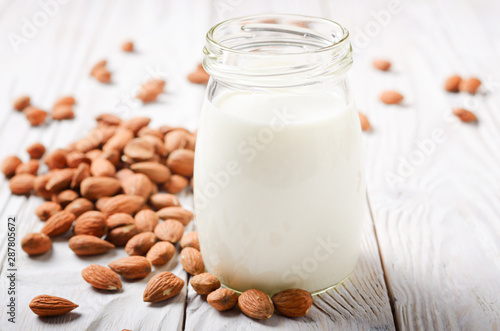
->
[123,138,155,161]
[52,189,78,208]
[80,176,121,200]
[146,241,176,265]
[187,64,210,84]
[143,271,184,303]
[459,77,481,94]
[64,198,94,218]
[125,232,156,256]
[14,95,30,111]
[166,149,194,177]
[190,273,220,295]
[272,289,313,317]
[44,149,67,170]
[180,247,204,275]
[121,117,151,135]
[1,156,22,177]
[164,129,190,153]
[82,264,122,290]
[52,105,75,120]
[101,194,145,216]
[106,224,139,246]
[106,213,135,229]
[41,211,76,237]
[103,128,134,152]
[154,219,184,243]
[35,201,62,221]
[380,91,404,105]
[69,235,115,256]
[444,75,462,92]
[27,142,46,159]
[54,96,75,107]
[372,59,391,71]
[453,108,477,123]
[15,159,39,175]
[149,193,179,210]
[134,209,159,232]
[239,289,274,320]
[24,107,48,126]
[130,162,171,184]
[122,41,134,52]
[122,173,153,200]
[29,295,78,317]
[108,256,152,279]
[74,211,108,237]
[33,174,52,199]
[9,174,35,195]
[358,112,371,132]
[207,288,238,311]
[163,175,188,194]
[90,158,116,177]
[71,163,90,189]
[66,152,90,168]
[21,233,52,256]
[180,232,200,251]
[96,113,122,126]
[45,168,74,192]
[157,207,194,225]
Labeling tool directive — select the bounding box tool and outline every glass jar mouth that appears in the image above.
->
[203,14,352,87]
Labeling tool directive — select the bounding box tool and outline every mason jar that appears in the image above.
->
[194,14,366,295]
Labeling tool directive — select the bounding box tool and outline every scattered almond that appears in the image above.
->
[143,271,185,303]
[459,77,481,94]
[101,194,145,216]
[180,247,204,275]
[35,201,62,221]
[358,112,371,131]
[14,95,30,111]
[21,233,52,255]
[108,256,152,279]
[124,138,155,161]
[1,156,22,177]
[164,129,190,153]
[372,59,391,71]
[122,173,153,200]
[444,75,462,92]
[41,211,76,237]
[154,219,184,243]
[187,63,210,84]
[64,198,94,218]
[207,288,238,311]
[24,107,48,126]
[380,91,404,105]
[190,273,220,295]
[238,289,274,320]
[54,96,76,108]
[71,163,91,189]
[44,149,67,169]
[52,189,78,208]
[106,213,135,229]
[82,264,122,290]
[149,193,179,210]
[45,168,74,192]
[29,295,78,317]
[121,117,151,135]
[272,288,313,317]
[33,174,52,199]
[27,143,46,159]
[69,234,115,256]
[52,105,75,120]
[130,162,171,183]
[453,108,477,123]
[9,174,35,195]
[90,158,116,177]
[122,41,134,52]
[146,241,176,265]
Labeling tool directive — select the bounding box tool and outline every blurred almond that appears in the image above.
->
[122,173,152,199]
[52,189,78,208]
[44,149,67,169]
[101,194,145,216]
[166,149,194,177]
[15,159,39,175]
[459,77,481,94]
[453,108,477,123]
[66,152,90,168]
[130,162,171,183]
[71,163,91,189]
[81,176,121,200]
[52,105,74,120]
[54,96,75,107]
[27,143,46,159]
[163,175,188,194]
[190,273,220,295]
[33,174,52,199]
[121,117,150,135]
[372,59,391,71]
[187,64,209,84]
[157,207,194,225]
[444,75,462,92]
[45,169,74,192]
[35,201,62,221]
[64,198,94,218]
[9,174,35,195]
[164,129,190,153]
[380,91,404,105]
[90,158,116,177]
[24,107,48,126]
[124,138,155,161]
[29,295,78,317]
[106,224,139,246]
[106,213,134,229]
[21,233,52,256]
[1,156,22,177]
[122,41,134,52]
[103,128,134,152]
[14,95,30,111]
[358,112,371,132]
[96,113,122,126]
[149,193,179,210]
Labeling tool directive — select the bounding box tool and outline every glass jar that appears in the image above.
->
[194,14,366,295]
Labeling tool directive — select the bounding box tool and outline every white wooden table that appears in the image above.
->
[0,0,499,330]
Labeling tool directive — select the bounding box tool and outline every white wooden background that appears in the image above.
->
[0,0,499,330]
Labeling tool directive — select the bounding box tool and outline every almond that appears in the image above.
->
[134,209,159,232]
[41,211,76,237]
[54,96,76,107]
[149,193,179,210]
[21,233,52,255]
[101,194,145,216]
[52,189,78,208]
[130,162,171,184]
[146,241,176,265]
[372,59,391,71]
[122,41,134,52]
[103,128,134,152]
[101,148,120,166]
[14,95,30,111]
[33,174,53,199]
[91,59,107,76]
[164,129,190,153]
[108,256,152,279]
[9,173,35,195]
[74,211,108,237]
[96,196,111,211]
[106,213,135,229]
[24,107,48,126]
[52,105,75,120]
[166,149,194,177]
[69,235,115,255]
[15,159,39,175]
[125,232,156,256]
[121,117,151,135]
[444,75,462,92]
[82,264,122,290]
[90,158,116,177]
[35,201,62,221]
[272,289,313,317]
[459,77,481,94]
[187,64,210,84]
[96,113,122,126]
[358,112,371,132]
[66,152,90,168]
[162,174,188,194]
[180,232,200,251]
[106,224,139,246]
[45,168,74,192]
[379,91,404,105]
[453,108,477,122]
[143,271,184,303]
[71,163,91,188]
[238,289,274,320]
[64,198,94,218]
[157,207,194,225]
[1,156,22,177]
[122,173,153,199]
[116,168,135,183]
[190,273,220,295]
[80,176,121,200]
[29,295,78,317]
[27,143,46,159]
[138,127,164,140]
[94,67,111,83]
[154,219,184,243]
[207,288,238,311]
[123,138,155,161]
[44,149,67,169]
[180,247,204,275]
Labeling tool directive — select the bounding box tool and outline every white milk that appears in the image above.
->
[194,89,366,295]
